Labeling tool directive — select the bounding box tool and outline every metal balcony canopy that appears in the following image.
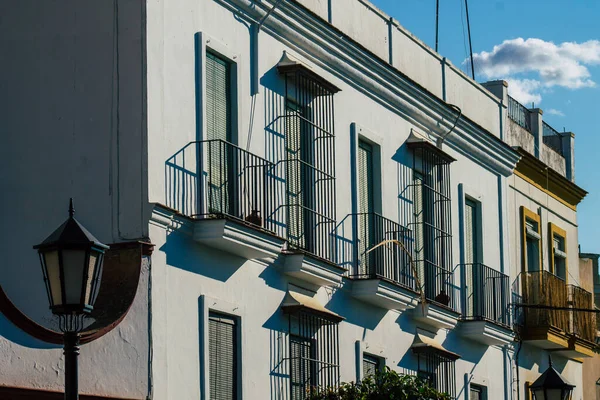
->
[276,51,341,94]
[410,333,461,361]
[280,290,343,322]
[406,132,456,164]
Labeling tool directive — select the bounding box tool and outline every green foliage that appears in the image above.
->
[306,367,451,400]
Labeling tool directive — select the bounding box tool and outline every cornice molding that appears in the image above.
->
[515,148,587,209]
[219,0,520,176]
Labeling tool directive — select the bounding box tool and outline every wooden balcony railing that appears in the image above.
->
[568,284,596,343]
[521,271,569,332]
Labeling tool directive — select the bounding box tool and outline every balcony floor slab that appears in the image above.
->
[279,252,345,287]
[193,218,284,259]
[456,320,514,346]
[412,302,460,330]
[350,279,420,310]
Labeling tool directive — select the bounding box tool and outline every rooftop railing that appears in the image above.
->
[542,121,564,156]
[507,95,532,133]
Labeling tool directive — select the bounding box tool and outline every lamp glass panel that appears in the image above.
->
[84,252,99,305]
[546,389,562,400]
[62,249,86,304]
[44,251,62,306]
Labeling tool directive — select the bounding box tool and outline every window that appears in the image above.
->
[362,353,382,377]
[285,310,340,399]
[408,139,455,307]
[209,312,238,400]
[415,352,456,397]
[550,223,567,281]
[521,207,541,273]
[464,198,481,264]
[290,335,316,399]
[206,51,233,142]
[470,384,486,400]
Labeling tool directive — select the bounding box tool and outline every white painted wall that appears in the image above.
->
[0,1,149,398]
[145,0,521,399]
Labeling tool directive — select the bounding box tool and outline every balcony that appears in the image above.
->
[560,284,596,358]
[412,263,461,330]
[166,139,285,259]
[518,270,571,350]
[457,263,513,346]
[345,213,420,310]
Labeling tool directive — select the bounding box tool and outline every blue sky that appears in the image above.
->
[371,0,600,253]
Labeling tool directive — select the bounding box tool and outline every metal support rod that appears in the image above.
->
[257,0,284,30]
[435,0,439,52]
[64,332,80,400]
[464,0,475,79]
[513,303,600,313]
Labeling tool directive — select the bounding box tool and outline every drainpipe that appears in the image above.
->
[436,104,462,149]
[251,0,285,95]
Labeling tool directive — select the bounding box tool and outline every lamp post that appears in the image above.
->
[33,199,109,400]
[529,356,575,400]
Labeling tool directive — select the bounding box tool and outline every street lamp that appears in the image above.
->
[33,199,109,400]
[529,356,575,400]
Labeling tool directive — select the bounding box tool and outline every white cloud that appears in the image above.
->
[470,38,600,89]
[546,108,565,117]
[506,79,542,106]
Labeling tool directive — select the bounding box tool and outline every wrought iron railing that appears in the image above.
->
[568,284,596,343]
[165,139,276,230]
[199,139,277,229]
[462,263,510,328]
[418,262,460,311]
[520,270,569,332]
[349,213,416,291]
[270,159,337,263]
[508,95,532,133]
[542,122,564,156]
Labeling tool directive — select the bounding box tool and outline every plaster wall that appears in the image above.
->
[541,144,567,176]
[145,0,516,398]
[0,1,149,397]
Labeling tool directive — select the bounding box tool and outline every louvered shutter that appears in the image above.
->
[362,354,380,377]
[206,52,231,142]
[205,52,233,214]
[290,336,314,400]
[286,103,306,250]
[357,140,375,274]
[357,140,374,214]
[209,313,237,400]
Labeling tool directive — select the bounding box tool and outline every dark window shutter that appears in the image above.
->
[206,52,231,142]
[209,313,237,400]
[362,353,380,377]
[357,140,374,214]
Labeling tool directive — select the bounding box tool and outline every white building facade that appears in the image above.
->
[0,0,594,399]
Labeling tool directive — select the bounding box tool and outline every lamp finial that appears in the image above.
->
[69,198,74,218]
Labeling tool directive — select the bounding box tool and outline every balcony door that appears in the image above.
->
[206,51,236,216]
[357,140,376,276]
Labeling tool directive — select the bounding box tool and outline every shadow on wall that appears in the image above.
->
[159,230,245,282]
[165,143,200,217]
[264,310,292,400]
[442,329,487,364]
[392,145,415,230]
[0,312,57,350]
[327,288,387,331]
